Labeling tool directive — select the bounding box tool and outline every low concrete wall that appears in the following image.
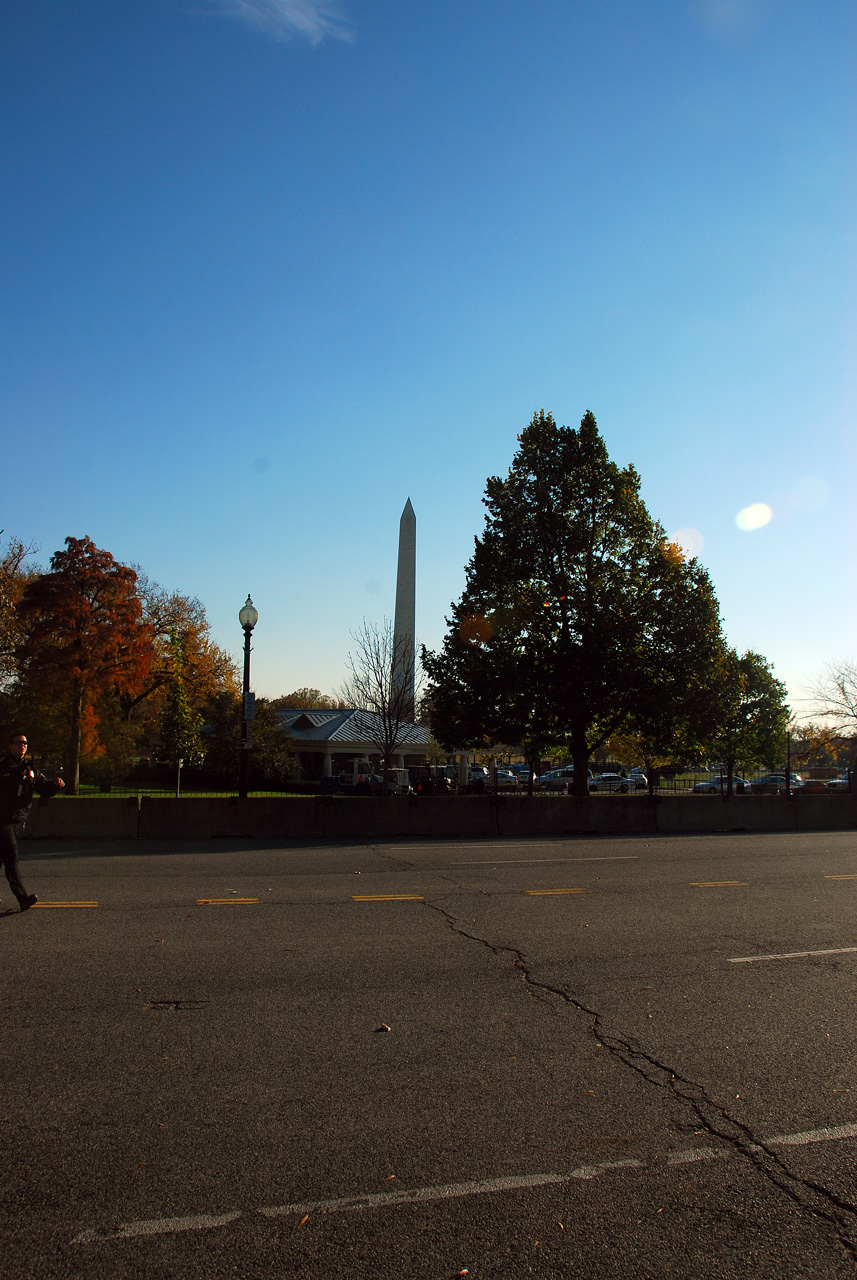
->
[21,793,857,840]
[792,793,857,831]
[137,796,323,840]
[22,797,140,840]
[652,795,794,833]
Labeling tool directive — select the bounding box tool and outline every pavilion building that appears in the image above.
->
[279,707,431,781]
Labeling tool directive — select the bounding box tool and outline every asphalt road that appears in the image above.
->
[2,830,857,1279]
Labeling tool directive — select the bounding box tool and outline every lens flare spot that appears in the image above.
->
[736,503,772,531]
[669,527,705,558]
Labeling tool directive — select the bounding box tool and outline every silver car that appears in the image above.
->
[827,774,851,792]
[538,767,576,792]
[589,773,630,794]
[692,776,751,794]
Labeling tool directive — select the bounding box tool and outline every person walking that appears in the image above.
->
[0,732,65,912]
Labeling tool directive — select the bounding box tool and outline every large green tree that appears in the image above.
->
[709,649,790,789]
[423,410,727,797]
[158,633,205,795]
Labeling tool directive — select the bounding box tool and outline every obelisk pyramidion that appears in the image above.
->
[392,498,416,721]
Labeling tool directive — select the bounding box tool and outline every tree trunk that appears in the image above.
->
[68,682,83,795]
[571,727,590,799]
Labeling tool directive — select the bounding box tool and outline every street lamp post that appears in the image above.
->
[238,594,258,800]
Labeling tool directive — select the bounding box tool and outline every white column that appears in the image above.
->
[392,499,416,720]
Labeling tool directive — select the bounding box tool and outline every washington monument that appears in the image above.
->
[392,498,416,720]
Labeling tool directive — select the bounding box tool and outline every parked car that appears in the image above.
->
[465,765,518,792]
[411,766,455,795]
[589,773,630,794]
[539,767,576,791]
[628,769,648,791]
[827,774,851,792]
[465,765,490,793]
[750,773,803,795]
[799,778,830,794]
[508,763,533,783]
[692,775,751,794]
[538,767,593,792]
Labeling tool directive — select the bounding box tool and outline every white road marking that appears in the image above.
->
[667,1124,857,1164]
[70,1121,857,1245]
[667,1147,727,1166]
[568,1159,644,1180]
[728,947,857,964]
[259,1173,568,1218]
[447,857,639,865]
[768,1122,857,1147]
[73,1211,241,1244]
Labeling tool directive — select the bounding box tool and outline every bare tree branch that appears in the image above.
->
[810,659,857,730]
[340,618,423,790]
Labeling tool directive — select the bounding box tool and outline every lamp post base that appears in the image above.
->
[238,742,250,800]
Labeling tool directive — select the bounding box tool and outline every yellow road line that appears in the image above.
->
[690,881,748,887]
[32,901,98,908]
[526,888,587,896]
[196,898,260,905]
[825,875,857,881]
[352,894,424,902]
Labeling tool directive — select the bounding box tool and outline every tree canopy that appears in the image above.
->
[16,536,155,791]
[158,633,206,770]
[709,650,790,786]
[423,410,728,795]
[0,534,40,690]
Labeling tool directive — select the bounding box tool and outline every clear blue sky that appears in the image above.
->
[3,0,854,714]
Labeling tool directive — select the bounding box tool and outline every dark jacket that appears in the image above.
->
[0,755,62,824]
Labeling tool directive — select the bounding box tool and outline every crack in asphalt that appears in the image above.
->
[421,895,857,1264]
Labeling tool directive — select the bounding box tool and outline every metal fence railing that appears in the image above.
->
[51,771,851,799]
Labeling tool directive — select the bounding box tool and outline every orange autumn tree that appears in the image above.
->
[16,536,155,793]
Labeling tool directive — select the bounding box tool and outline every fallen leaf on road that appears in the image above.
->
[374,1024,392,1033]
[298,1215,309,1228]
[381,1175,396,1182]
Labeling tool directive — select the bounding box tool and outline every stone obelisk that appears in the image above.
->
[392,498,416,721]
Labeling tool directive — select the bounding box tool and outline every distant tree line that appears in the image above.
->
[0,534,323,793]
